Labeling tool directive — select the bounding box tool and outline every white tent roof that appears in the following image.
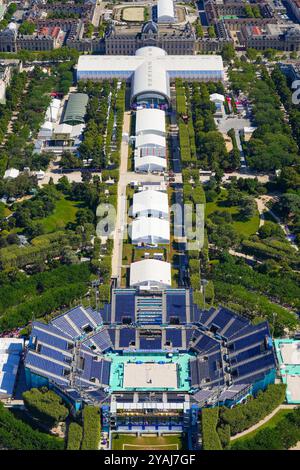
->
[45,98,60,123]
[130,259,171,287]
[133,189,168,217]
[243,126,257,133]
[71,123,85,138]
[4,168,19,179]
[209,93,225,102]
[132,58,169,104]
[78,51,224,74]
[157,0,175,22]
[131,217,170,242]
[77,49,224,104]
[134,155,167,171]
[135,108,166,136]
[40,120,54,131]
[135,133,166,148]
[53,123,72,135]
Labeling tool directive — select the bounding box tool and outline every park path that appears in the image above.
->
[230,404,296,441]
[111,111,131,284]
[255,195,299,251]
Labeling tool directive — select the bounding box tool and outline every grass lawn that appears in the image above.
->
[230,409,293,447]
[111,433,184,450]
[206,189,260,237]
[34,197,81,233]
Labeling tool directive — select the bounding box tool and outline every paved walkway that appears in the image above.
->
[111,111,131,283]
[230,404,296,441]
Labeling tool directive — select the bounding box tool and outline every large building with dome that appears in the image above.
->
[105,20,196,56]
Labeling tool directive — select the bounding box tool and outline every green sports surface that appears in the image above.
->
[111,433,184,450]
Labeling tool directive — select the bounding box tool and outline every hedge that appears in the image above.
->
[201,407,222,450]
[0,402,64,450]
[81,406,101,450]
[67,422,83,450]
[217,424,231,448]
[219,384,287,436]
[231,407,300,450]
[23,388,69,428]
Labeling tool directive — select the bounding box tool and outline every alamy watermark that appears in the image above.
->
[292,80,300,105]
[96,202,205,251]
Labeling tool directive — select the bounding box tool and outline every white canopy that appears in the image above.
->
[132,189,169,218]
[134,155,167,172]
[4,168,19,179]
[131,217,170,244]
[130,259,171,288]
[209,93,225,103]
[157,0,175,23]
[135,108,166,136]
[135,133,166,149]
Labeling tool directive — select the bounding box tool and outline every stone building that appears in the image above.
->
[105,20,196,55]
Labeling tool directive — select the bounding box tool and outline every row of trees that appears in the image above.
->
[212,252,300,311]
[246,67,299,171]
[78,80,123,169]
[23,387,69,428]
[201,408,222,450]
[0,70,27,175]
[81,406,101,450]
[219,384,287,437]
[202,385,287,450]
[2,62,74,172]
[0,402,64,450]
[231,407,300,450]
[67,422,83,450]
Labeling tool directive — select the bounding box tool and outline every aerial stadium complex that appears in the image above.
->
[22,45,279,450]
[25,298,276,445]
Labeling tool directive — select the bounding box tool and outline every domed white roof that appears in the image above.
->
[135,46,167,58]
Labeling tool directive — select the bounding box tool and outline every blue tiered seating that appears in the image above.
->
[166,329,182,348]
[232,352,275,383]
[31,323,73,351]
[119,328,136,347]
[136,296,162,325]
[114,289,136,323]
[166,289,187,323]
[85,307,103,326]
[88,328,113,352]
[52,315,79,339]
[25,350,70,384]
[107,328,116,347]
[139,336,162,350]
[40,345,71,364]
[191,333,219,354]
[185,328,197,346]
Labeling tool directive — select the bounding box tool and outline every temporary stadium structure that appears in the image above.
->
[24,293,277,437]
[132,189,169,219]
[157,0,175,23]
[130,216,170,244]
[77,47,224,107]
[129,259,172,289]
[135,108,166,137]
